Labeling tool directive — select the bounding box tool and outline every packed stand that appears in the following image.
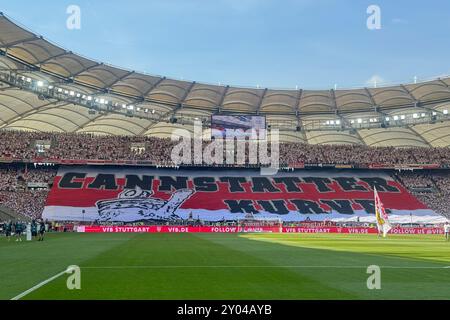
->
[1,130,450,167]
[396,170,450,219]
[0,166,56,218]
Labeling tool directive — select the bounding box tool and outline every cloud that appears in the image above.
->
[366,75,386,87]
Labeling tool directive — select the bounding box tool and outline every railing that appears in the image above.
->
[0,156,447,170]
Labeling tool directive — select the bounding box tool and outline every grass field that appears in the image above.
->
[0,232,449,300]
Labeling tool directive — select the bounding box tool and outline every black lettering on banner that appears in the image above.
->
[124,175,153,190]
[321,199,354,215]
[354,199,375,214]
[359,177,399,192]
[224,200,258,213]
[273,177,302,192]
[257,200,289,215]
[158,176,188,191]
[355,199,392,215]
[59,172,86,189]
[251,177,281,193]
[290,199,327,214]
[193,177,217,192]
[302,177,333,192]
[334,177,367,191]
[219,177,247,192]
[88,174,118,190]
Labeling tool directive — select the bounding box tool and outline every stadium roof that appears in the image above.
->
[1,13,450,147]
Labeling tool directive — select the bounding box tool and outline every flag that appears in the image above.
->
[374,187,392,237]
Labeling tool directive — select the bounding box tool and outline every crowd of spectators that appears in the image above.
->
[1,129,450,219]
[279,144,420,166]
[0,131,174,164]
[1,130,450,167]
[0,190,49,219]
[0,166,56,218]
[421,173,450,219]
[396,171,450,218]
[395,171,435,189]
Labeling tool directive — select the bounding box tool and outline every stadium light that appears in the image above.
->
[37,81,44,87]
[444,109,448,115]
[393,115,399,121]
[357,118,362,124]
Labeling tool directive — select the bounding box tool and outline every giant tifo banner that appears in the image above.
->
[43,167,446,223]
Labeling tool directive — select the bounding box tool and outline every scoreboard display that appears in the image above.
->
[211,115,266,139]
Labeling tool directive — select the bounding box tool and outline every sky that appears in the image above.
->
[1,0,450,89]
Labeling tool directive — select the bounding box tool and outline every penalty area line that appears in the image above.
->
[10,269,68,300]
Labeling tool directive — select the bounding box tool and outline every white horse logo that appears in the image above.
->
[96,188,194,222]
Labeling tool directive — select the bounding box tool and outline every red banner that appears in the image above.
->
[77,225,444,234]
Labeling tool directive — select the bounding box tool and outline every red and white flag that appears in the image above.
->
[374,187,392,237]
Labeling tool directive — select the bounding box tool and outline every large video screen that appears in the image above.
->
[211,115,266,139]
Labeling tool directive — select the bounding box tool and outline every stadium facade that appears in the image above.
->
[0,13,450,145]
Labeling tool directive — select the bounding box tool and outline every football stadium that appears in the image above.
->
[0,2,449,306]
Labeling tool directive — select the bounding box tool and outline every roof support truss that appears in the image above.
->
[294,89,303,127]
[70,63,102,79]
[106,70,135,90]
[179,81,196,106]
[255,88,268,115]
[217,85,229,114]
[401,84,443,114]
[3,36,40,49]
[37,51,70,65]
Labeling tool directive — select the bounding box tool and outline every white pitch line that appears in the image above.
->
[10,269,68,301]
[80,265,450,270]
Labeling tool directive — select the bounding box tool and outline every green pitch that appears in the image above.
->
[0,233,449,300]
